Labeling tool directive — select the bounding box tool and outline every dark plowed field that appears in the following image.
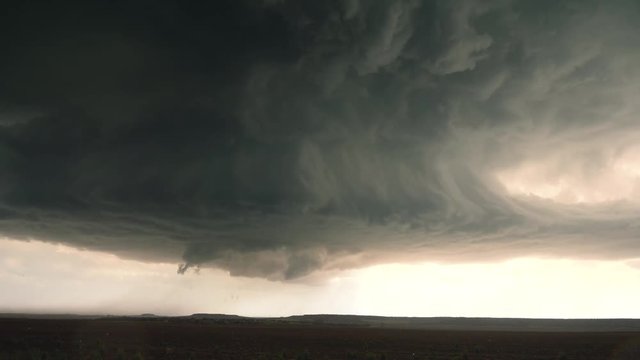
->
[1,318,639,359]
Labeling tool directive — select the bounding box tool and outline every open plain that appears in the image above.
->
[1,316,640,359]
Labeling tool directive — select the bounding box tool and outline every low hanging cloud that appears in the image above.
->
[1,0,640,280]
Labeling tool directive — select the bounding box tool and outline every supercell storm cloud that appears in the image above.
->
[1,0,640,279]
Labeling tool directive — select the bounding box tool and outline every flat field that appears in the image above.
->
[1,318,639,359]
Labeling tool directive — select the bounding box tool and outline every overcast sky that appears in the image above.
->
[2,0,640,317]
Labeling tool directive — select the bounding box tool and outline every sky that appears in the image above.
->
[1,0,640,318]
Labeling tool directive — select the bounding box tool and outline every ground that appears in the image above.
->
[1,318,639,359]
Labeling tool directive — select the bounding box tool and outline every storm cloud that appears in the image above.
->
[2,0,640,279]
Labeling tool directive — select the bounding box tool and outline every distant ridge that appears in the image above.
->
[1,313,639,332]
[281,314,640,332]
[188,313,246,320]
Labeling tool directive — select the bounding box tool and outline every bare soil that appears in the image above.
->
[1,318,639,359]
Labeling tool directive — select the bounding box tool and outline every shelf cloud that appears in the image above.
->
[2,0,640,279]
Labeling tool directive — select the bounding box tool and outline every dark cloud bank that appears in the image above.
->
[2,0,640,279]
